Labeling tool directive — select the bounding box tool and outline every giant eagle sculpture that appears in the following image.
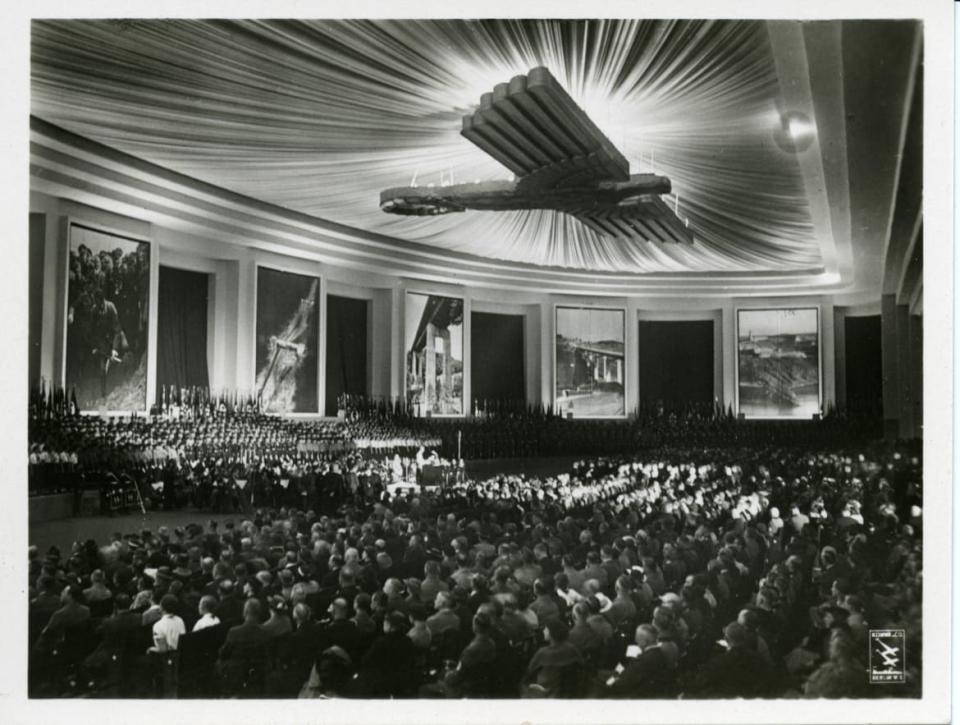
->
[380,66,693,245]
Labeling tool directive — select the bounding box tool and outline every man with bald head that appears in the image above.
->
[603,624,674,698]
[318,597,360,662]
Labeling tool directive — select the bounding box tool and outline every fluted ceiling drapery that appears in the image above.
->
[32,19,822,274]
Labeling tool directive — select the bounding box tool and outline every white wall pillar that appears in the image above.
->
[539,301,553,410]
[721,303,736,413]
[391,285,403,402]
[235,252,257,395]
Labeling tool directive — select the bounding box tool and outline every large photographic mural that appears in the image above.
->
[65,224,150,411]
[405,293,463,416]
[555,306,625,418]
[737,308,820,419]
[255,267,319,413]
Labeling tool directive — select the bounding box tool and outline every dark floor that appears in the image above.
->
[464,455,578,479]
[29,510,242,555]
[29,457,581,553]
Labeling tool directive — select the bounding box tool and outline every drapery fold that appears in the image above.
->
[33,19,822,274]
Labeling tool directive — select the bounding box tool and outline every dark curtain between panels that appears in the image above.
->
[845,315,883,416]
[471,311,525,409]
[325,295,369,416]
[156,266,210,395]
[637,320,714,406]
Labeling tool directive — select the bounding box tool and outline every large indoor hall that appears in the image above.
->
[17,12,951,723]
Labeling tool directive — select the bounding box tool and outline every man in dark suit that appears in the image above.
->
[319,465,345,515]
[441,611,498,697]
[215,597,270,695]
[354,611,419,698]
[218,598,270,664]
[81,593,142,676]
[689,621,778,698]
[317,598,360,663]
[35,584,91,654]
[603,624,674,698]
[215,580,244,627]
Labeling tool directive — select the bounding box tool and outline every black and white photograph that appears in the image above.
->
[405,292,464,416]
[254,267,320,414]
[555,306,626,418]
[737,308,820,419]
[64,224,150,412]
[7,4,955,725]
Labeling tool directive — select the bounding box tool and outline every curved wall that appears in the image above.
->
[31,119,882,416]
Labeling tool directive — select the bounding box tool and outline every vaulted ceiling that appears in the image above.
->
[30,18,920,291]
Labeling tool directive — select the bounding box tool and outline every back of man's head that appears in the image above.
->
[435,591,452,610]
[293,602,312,625]
[723,621,751,649]
[64,584,84,604]
[473,611,493,636]
[243,597,262,623]
[545,618,569,643]
[160,594,179,615]
[385,611,409,634]
[331,598,349,619]
[572,601,591,623]
[635,623,658,649]
[114,593,132,612]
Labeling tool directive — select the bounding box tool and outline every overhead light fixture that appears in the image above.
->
[774,110,815,153]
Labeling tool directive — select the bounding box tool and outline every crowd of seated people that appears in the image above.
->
[342,396,885,460]
[28,442,922,699]
[30,385,881,502]
[28,386,441,501]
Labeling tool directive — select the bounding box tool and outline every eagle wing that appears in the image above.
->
[461,66,630,188]
[574,197,695,244]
